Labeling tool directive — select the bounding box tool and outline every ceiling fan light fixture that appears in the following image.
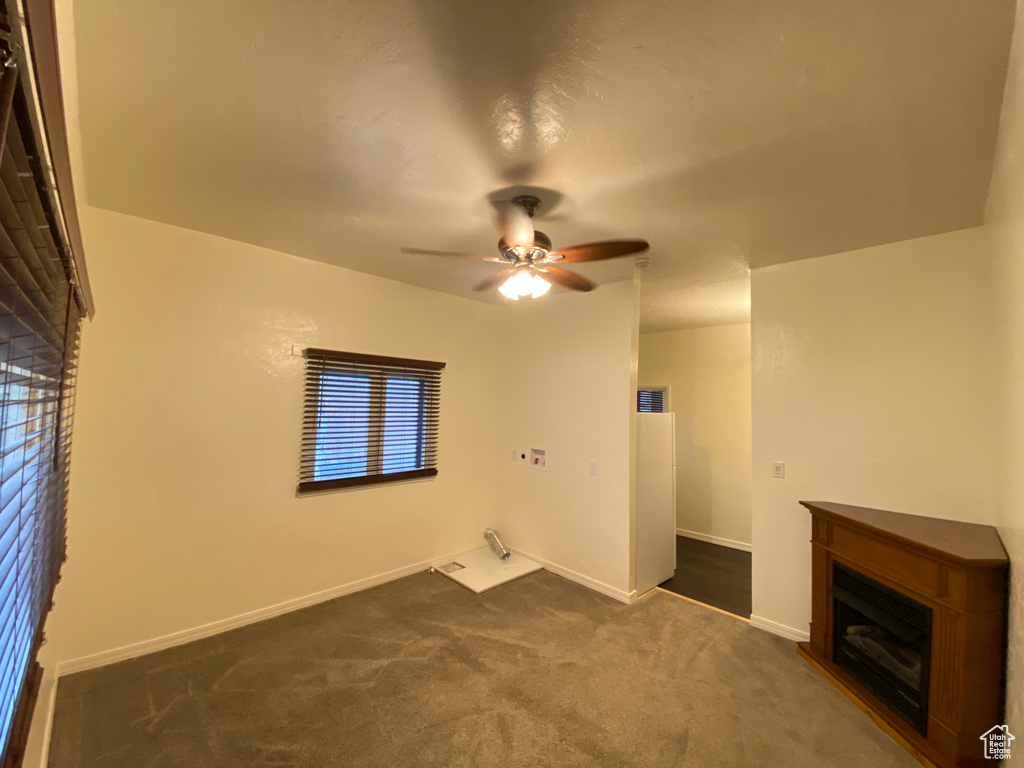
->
[499,270,550,300]
[402,193,648,297]
[530,273,551,298]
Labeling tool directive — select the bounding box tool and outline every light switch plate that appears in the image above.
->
[588,460,598,476]
[772,461,785,479]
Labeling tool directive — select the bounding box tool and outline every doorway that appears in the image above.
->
[657,537,751,617]
[635,324,752,618]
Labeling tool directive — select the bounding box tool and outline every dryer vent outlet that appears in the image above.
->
[483,528,511,560]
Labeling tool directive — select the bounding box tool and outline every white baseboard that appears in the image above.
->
[43,544,624,762]
[54,544,635,677]
[56,545,483,677]
[21,667,57,768]
[749,614,810,642]
[38,673,57,768]
[676,528,752,553]
[512,549,635,604]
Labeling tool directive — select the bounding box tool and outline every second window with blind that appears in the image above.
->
[299,349,444,493]
[637,388,667,413]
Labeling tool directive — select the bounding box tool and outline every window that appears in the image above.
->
[0,23,88,765]
[299,349,444,492]
[637,389,666,413]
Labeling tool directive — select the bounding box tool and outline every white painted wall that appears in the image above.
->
[750,226,1002,635]
[43,206,504,665]
[638,325,752,549]
[494,282,637,600]
[987,0,1024,738]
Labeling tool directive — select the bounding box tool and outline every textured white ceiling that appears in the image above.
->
[72,0,1015,331]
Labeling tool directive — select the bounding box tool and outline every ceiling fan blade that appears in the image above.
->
[493,201,534,249]
[550,239,649,263]
[474,268,515,292]
[401,247,482,258]
[401,247,504,263]
[539,265,595,292]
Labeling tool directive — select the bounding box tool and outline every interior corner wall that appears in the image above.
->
[987,0,1024,738]
[627,273,641,595]
[43,206,502,666]
[750,226,1002,635]
[638,324,752,549]
[494,281,637,600]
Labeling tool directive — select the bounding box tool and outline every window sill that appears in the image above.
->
[297,468,438,495]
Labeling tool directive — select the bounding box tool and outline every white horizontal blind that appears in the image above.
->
[0,45,83,765]
[637,389,666,413]
[299,350,444,493]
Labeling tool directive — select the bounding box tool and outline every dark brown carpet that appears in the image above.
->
[48,570,917,767]
[658,536,752,617]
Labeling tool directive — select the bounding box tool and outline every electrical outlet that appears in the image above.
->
[588,460,598,476]
[772,461,785,479]
[529,448,547,470]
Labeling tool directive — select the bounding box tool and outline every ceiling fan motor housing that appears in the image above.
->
[499,230,552,262]
[401,191,647,294]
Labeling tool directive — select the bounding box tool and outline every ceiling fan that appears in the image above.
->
[401,195,649,300]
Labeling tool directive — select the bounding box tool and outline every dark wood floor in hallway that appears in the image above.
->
[658,536,752,618]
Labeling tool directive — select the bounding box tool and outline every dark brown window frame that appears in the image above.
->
[298,349,444,494]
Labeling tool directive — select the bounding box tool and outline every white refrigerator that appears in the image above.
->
[635,412,677,595]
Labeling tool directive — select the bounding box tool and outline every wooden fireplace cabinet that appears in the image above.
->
[797,501,1008,768]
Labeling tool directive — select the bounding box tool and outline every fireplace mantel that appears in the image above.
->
[798,501,1008,768]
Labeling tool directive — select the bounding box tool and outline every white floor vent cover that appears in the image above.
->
[436,547,542,594]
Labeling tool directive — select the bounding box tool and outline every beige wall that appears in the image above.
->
[36,17,640,767]
[43,209,639,669]
[43,0,639,672]
[742,0,1024,724]
[44,206,504,665]
[749,0,1024,715]
[750,226,1002,636]
[495,282,637,599]
[987,0,1024,738]
[638,325,752,549]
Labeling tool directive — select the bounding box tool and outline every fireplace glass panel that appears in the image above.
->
[830,563,932,735]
